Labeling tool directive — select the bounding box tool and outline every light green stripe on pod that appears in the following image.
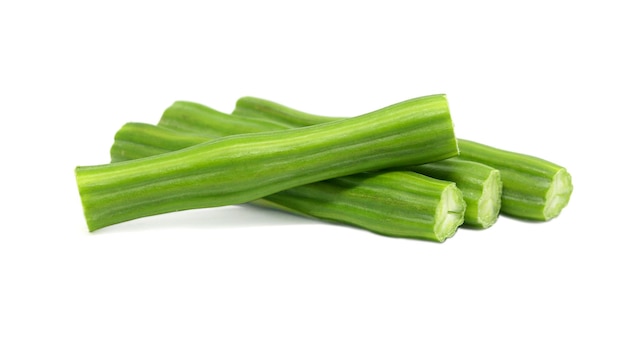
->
[77,94,459,232]
[111,123,465,242]
[457,139,572,221]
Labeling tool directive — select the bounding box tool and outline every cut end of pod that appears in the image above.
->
[475,169,503,229]
[543,168,573,220]
[434,184,466,242]
[75,166,96,232]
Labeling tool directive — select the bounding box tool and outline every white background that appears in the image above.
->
[1,1,624,336]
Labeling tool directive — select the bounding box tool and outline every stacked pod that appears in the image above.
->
[232,96,573,222]
[75,94,573,241]
[77,95,465,241]
[111,122,466,242]
[155,100,504,229]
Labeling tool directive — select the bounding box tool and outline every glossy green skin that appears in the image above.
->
[457,140,572,220]
[113,123,464,241]
[232,98,504,226]
[157,100,500,228]
[232,97,572,221]
[77,94,458,232]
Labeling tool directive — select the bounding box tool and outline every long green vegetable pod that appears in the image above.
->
[112,123,466,241]
[456,140,572,220]
[158,100,501,228]
[232,96,572,221]
[76,94,459,232]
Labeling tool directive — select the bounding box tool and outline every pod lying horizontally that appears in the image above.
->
[77,94,459,232]
[158,100,502,228]
[457,140,572,221]
[112,123,466,241]
[232,96,572,221]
